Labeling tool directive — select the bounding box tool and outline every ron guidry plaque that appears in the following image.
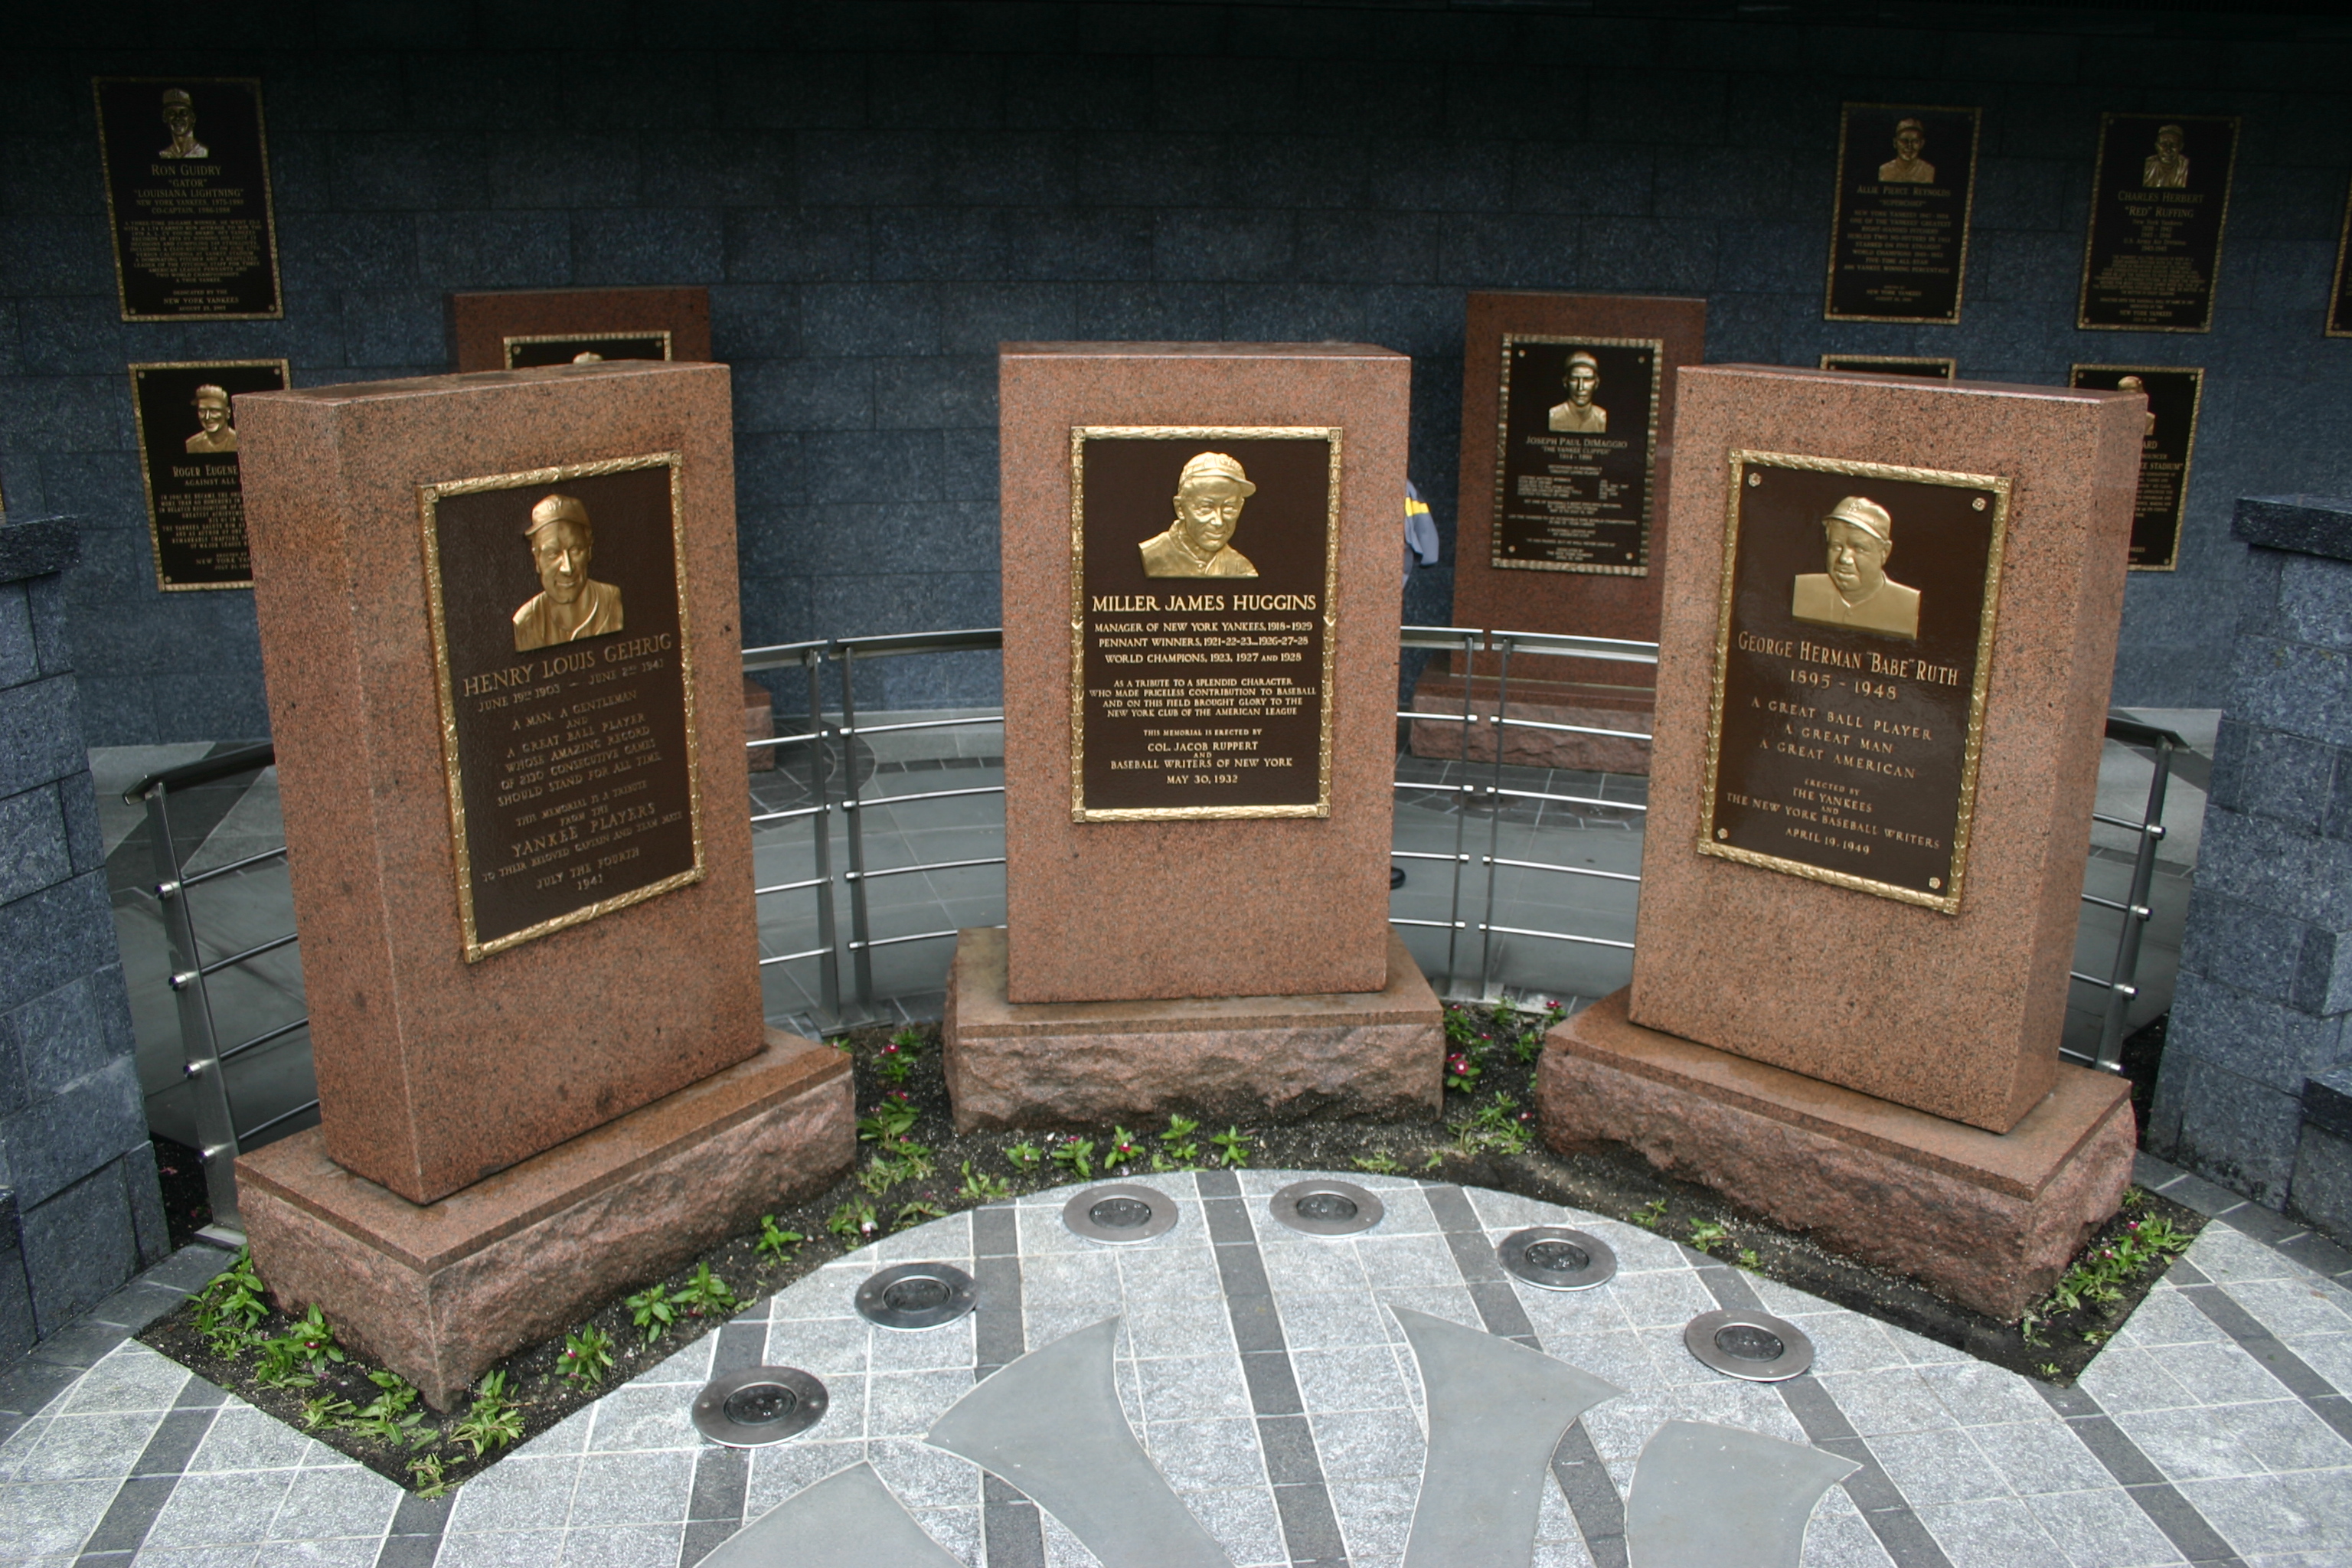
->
[422,453,704,959]
[93,77,283,321]
[1700,452,2010,914]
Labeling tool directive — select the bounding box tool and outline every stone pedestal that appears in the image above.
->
[1406,668,1655,775]
[238,1030,850,1409]
[1539,992,2134,1321]
[944,927,1441,1133]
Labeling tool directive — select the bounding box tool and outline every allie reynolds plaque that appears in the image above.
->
[1491,335,1663,574]
[1700,452,2011,913]
[1823,103,1981,325]
[1070,429,1340,822]
[421,453,705,960]
[2068,365,2203,571]
[2078,114,2239,332]
[93,78,283,322]
[128,358,287,590]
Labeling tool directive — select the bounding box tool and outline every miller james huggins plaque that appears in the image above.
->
[1491,336,1663,575]
[1824,104,1981,325]
[2069,365,2203,572]
[1818,354,1956,381]
[422,453,704,960]
[127,359,286,590]
[93,78,282,322]
[2078,114,2239,333]
[1071,430,1340,822]
[504,331,674,370]
[1701,452,2011,913]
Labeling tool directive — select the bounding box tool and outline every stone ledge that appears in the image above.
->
[1537,990,2135,1320]
[0,516,78,583]
[1409,668,1655,775]
[2233,495,2352,561]
[945,926,1442,1133]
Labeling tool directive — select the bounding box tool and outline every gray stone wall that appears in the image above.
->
[0,514,165,1354]
[2,3,2349,737]
[2151,495,2352,1237]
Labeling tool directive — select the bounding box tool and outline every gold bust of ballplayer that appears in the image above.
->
[184,384,237,454]
[512,493,625,652]
[1878,118,1935,183]
[1790,495,1920,640]
[1547,351,1607,433]
[1139,452,1259,578]
[158,88,209,160]
[2116,374,2159,438]
[2143,124,2190,189]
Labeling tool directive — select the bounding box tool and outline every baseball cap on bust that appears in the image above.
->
[1823,495,1892,545]
[526,493,591,536]
[1177,452,1256,496]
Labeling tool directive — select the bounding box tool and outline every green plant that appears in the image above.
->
[1736,1248,1761,1271]
[858,1102,920,1143]
[1457,1095,1532,1156]
[895,1199,949,1230]
[1210,1127,1253,1168]
[2037,1362,2061,1379]
[828,1198,879,1243]
[1353,1152,1401,1175]
[875,1027,924,1086]
[1442,1006,1483,1050]
[1687,1220,1730,1251]
[1423,1151,1445,1170]
[560,1325,615,1387]
[626,1282,678,1344]
[2039,1215,2195,1317]
[2120,1185,2147,1210]
[255,1305,346,1389]
[1051,1138,1096,1181]
[2020,1313,2048,1347]
[959,1161,1011,1202]
[1444,1049,1484,1093]
[1157,1115,1200,1165]
[451,1370,525,1459]
[1106,1125,1143,1169]
[755,1215,805,1264]
[341,1369,428,1449]
[299,1393,355,1430]
[409,1452,451,1498]
[2082,1329,2108,1345]
[193,1250,270,1358]
[678,1263,740,1318]
[1006,1142,1043,1172]
[1634,1198,1668,1231]
[1507,999,1568,1066]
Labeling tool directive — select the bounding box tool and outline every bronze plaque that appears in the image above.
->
[126,359,286,590]
[1070,429,1340,822]
[93,78,283,322]
[1490,335,1662,575]
[2329,174,2352,339]
[2069,365,2203,572]
[1701,452,2011,913]
[421,454,704,961]
[503,331,674,369]
[1823,104,1981,325]
[2078,114,2239,332]
[1818,354,1955,381]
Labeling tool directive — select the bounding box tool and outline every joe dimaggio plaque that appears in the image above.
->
[421,453,704,959]
[1489,337,1663,574]
[1071,429,1340,822]
[1701,452,2011,913]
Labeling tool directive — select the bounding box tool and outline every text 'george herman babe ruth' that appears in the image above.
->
[1140,452,1260,578]
[512,493,624,653]
[1790,495,1920,641]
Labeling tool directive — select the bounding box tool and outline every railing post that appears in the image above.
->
[2096,737,2173,1073]
[839,646,877,1015]
[802,648,842,1027]
[147,782,243,1234]
[1476,634,1514,1001]
[1445,632,1478,994]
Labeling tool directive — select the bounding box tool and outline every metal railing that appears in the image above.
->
[126,623,2177,1229]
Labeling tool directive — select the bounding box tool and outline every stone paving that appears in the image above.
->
[2,1155,2349,1566]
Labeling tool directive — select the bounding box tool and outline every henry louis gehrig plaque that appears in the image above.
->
[127,359,287,590]
[1701,452,2011,913]
[93,79,282,321]
[1824,104,1981,325]
[1491,337,1662,574]
[422,453,704,961]
[2079,114,2239,332]
[1073,430,1340,822]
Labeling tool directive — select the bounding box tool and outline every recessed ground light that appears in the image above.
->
[1269,1178,1385,1236]
[691,1366,828,1446]
[1684,1307,1815,1381]
[854,1262,979,1329]
[1497,1226,1618,1291]
[1062,1183,1180,1243]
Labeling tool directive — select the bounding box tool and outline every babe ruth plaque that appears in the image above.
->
[1070,429,1340,822]
[1700,452,2011,913]
[420,453,704,960]
[1491,336,1663,575]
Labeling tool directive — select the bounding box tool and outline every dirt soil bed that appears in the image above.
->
[139,1008,2202,1494]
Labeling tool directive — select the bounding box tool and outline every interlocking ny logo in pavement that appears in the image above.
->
[702,1308,1857,1568]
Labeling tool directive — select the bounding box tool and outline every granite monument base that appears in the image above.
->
[1537,991,2134,1321]
[238,1031,851,1410]
[1408,668,1654,776]
[944,927,1444,1134]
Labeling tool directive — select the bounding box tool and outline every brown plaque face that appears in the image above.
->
[126,358,288,590]
[1818,355,1956,381]
[421,454,704,960]
[1491,336,1662,576]
[503,331,674,369]
[2078,114,2239,333]
[2068,365,2203,571]
[93,78,283,322]
[1070,429,1340,822]
[1701,452,2011,913]
[1823,103,1981,325]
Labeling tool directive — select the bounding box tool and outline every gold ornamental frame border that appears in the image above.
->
[417,451,706,962]
[501,329,677,368]
[1490,334,1664,578]
[1818,354,1958,379]
[2075,112,2242,335]
[2069,363,2206,573]
[1068,426,1343,824]
[1698,449,2013,916]
[1821,102,1984,327]
[125,358,288,592]
[92,77,286,324]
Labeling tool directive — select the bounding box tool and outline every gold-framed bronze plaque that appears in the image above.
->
[1823,103,1981,325]
[2328,173,2352,338]
[1490,335,1662,576]
[1818,354,1956,381]
[2078,113,2239,333]
[1070,427,1340,822]
[93,78,283,322]
[126,358,286,590]
[2068,365,2203,572]
[1700,452,2011,914]
[502,330,674,370]
[420,453,704,961]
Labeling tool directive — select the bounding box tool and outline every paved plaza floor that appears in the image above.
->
[4,1154,2348,1566]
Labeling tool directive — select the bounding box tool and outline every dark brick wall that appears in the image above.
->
[2,2,2347,736]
